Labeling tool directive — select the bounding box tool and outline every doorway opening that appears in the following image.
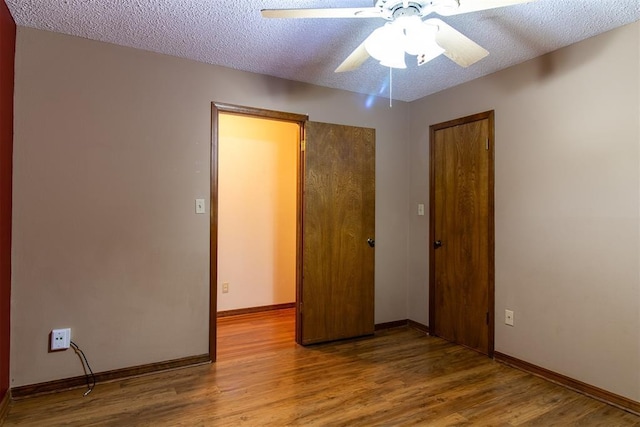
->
[216,112,298,358]
[210,104,307,361]
[210,103,376,361]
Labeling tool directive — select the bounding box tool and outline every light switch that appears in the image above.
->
[195,199,206,214]
[505,309,514,326]
[418,203,425,216]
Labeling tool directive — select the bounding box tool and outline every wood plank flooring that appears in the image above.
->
[4,308,639,426]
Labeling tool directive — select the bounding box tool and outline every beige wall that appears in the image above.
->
[408,22,640,401]
[218,114,297,311]
[11,27,410,386]
[11,20,640,403]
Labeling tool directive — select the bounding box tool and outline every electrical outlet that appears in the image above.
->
[51,328,71,350]
[505,310,514,326]
[222,282,229,293]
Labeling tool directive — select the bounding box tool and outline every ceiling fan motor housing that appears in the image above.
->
[374,0,461,20]
[392,5,422,19]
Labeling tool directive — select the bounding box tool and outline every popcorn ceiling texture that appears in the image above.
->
[6,0,640,101]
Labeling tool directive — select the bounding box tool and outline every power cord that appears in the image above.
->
[70,340,96,396]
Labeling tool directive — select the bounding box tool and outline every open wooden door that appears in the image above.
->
[297,121,375,345]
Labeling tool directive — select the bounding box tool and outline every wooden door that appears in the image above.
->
[429,111,494,356]
[298,121,375,345]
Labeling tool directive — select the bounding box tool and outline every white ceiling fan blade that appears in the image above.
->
[335,40,370,73]
[437,0,536,16]
[261,8,380,19]
[426,18,489,67]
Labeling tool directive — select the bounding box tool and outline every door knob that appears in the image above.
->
[367,238,375,248]
[434,240,442,249]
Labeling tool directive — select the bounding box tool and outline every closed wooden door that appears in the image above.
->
[429,111,494,356]
[298,121,375,345]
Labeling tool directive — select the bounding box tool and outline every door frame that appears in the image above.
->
[209,102,308,361]
[428,110,495,356]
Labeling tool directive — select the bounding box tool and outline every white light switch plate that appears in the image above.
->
[195,199,206,214]
[418,204,425,216]
[505,309,514,326]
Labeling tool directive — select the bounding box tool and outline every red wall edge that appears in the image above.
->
[0,0,15,401]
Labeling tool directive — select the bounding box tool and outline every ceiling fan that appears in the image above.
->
[262,0,536,72]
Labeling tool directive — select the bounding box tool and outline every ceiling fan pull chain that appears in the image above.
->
[389,66,393,108]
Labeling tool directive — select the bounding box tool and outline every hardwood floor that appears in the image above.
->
[4,308,639,426]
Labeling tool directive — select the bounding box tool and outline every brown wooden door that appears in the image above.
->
[298,121,375,345]
[429,111,494,356]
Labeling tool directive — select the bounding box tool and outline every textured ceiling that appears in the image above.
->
[6,0,640,101]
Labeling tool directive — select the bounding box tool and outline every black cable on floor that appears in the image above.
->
[70,340,96,396]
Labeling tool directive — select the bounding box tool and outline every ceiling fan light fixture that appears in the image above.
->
[379,51,407,69]
[411,22,445,64]
[364,23,408,69]
[401,17,443,57]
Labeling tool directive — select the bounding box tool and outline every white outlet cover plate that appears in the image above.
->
[51,328,71,350]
